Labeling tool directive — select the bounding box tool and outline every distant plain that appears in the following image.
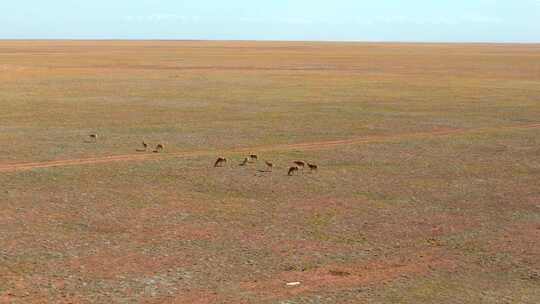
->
[1,41,539,303]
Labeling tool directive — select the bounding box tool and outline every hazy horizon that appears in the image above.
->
[1,39,540,44]
[2,0,539,43]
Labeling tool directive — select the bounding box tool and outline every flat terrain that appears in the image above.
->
[0,41,539,303]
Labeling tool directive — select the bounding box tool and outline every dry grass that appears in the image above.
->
[0,41,539,303]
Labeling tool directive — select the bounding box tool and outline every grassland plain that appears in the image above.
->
[0,41,539,303]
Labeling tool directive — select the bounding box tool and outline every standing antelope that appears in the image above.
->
[249,154,258,161]
[288,166,299,176]
[89,134,98,142]
[265,161,273,171]
[307,163,318,172]
[214,157,227,167]
[293,161,305,168]
[239,157,249,166]
[154,144,165,153]
[142,141,148,150]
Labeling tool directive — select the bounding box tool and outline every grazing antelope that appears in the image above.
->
[249,154,258,161]
[307,163,318,172]
[214,157,227,167]
[265,161,273,171]
[239,157,249,166]
[288,166,299,176]
[154,144,165,153]
[293,161,305,168]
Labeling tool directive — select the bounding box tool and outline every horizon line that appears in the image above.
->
[0,38,539,45]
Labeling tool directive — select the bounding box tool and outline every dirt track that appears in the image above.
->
[1,123,539,173]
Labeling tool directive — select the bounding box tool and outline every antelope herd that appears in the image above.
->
[216,154,318,176]
[87,133,318,175]
[213,150,318,176]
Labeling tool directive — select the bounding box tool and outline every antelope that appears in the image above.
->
[89,134,98,141]
[307,163,318,172]
[239,157,249,166]
[249,154,258,161]
[288,166,299,176]
[265,161,273,171]
[154,144,165,153]
[214,157,227,167]
[142,141,148,150]
[293,161,305,168]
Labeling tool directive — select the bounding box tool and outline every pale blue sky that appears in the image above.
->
[1,0,539,42]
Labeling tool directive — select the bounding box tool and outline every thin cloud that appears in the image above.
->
[359,15,503,26]
[123,14,201,23]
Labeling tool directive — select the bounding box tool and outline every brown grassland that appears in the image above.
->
[0,40,539,303]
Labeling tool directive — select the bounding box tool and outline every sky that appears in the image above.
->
[1,0,539,42]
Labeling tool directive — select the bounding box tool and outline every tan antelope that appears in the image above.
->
[89,134,98,142]
[249,154,258,161]
[265,161,273,171]
[154,144,165,153]
[214,157,227,167]
[293,161,305,169]
[288,166,299,176]
[239,157,249,166]
[307,163,318,172]
[142,141,148,150]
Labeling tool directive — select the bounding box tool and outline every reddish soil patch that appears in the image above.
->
[64,252,190,280]
[487,222,540,265]
[240,249,457,301]
[143,290,223,304]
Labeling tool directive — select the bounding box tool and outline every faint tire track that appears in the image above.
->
[1,123,539,173]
